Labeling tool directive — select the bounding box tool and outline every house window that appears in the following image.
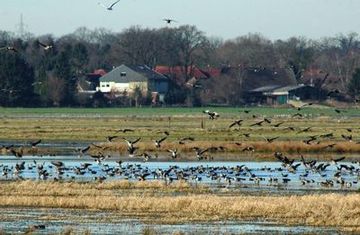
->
[121,72,127,77]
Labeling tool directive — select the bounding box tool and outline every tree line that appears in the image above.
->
[0,25,360,107]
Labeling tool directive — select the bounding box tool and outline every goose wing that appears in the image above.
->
[109,0,120,8]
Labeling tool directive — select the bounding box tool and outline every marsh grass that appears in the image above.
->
[0,181,358,231]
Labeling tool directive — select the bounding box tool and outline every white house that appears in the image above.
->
[96,65,169,101]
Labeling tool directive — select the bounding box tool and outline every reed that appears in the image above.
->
[0,181,358,231]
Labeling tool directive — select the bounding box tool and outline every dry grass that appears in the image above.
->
[0,181,358,231]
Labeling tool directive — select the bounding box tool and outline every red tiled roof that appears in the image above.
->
[92,69,107,76]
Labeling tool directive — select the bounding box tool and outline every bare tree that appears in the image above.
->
[47,75,66,106]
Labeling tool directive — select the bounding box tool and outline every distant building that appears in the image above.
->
[154,65,221,86]
[246,84,318,105]
[97,65,169,102]
[77,69,107,94]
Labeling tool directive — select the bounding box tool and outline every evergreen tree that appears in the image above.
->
[0,52,35,106]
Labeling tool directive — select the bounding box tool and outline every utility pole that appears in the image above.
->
[16,13,27,39]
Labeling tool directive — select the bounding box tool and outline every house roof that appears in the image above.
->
[250,84,313,96]
[100,65,168,83]
[249,85,282,93]
[272,84,307,93]
[221,66,297,91]
[154,66,217,80]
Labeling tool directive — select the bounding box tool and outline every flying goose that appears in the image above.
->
[76,145,91,156]
[30,139,41,148]
[167,149,178,159]
[203,110,219,120]
[106,135,118,142]
[193,147,211,160]
[163,18,177,24]
[123,137,141,149]
[263,136,279,143]
[154,136,167,148]
[331,156,345,165]
[250,120,264,127]
[38,41,53,50]
[297,127,311,134]
[0,46,18,52]
[229,119,243,128]
[98,0,120,10]
[273,122,284,128]
[178,137,194,144]
[116,128,134,133]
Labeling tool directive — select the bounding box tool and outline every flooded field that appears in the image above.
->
[0,140,359,234]
[0,208,341,234]
[0,155,358,193]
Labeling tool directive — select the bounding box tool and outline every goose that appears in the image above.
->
[341,134,352,141]
[263,118,271,124]
[163,18,177,24]
[320,132,334,138]
[297,127,311,134]
[273,122,284,127]
[154,136,167,148]
[250,120,264,127]
[229,119,243,128]
[167,149,178,159]
[30,139,41,148]
[51,161,64,168]
[242,133,251,138]
[140,152,157,162]
[242,146,255,152]
[0,46,18,52]
[178,137,194,144]
[38,41,53,50]
[322,143,336,150]
[331,156,345,165]
[76,145,91,157]
[98,0,120,10]
[123,137,141,149]
[263,136,279,143]
[116,128,134,133]
[192,147,210,160]
[203,110,219,120]
[292,112,303,118]
[106,135,118,142]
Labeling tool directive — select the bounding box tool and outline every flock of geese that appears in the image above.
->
[0,107,359,190]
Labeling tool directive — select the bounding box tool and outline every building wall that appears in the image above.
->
[97,81,130,93]
[129,82,148,94]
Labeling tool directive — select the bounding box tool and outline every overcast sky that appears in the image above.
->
[1,0,360,40]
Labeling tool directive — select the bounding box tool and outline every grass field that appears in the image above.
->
[0,106,360,117]
[1,107,360,155]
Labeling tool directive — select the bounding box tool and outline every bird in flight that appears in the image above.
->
[0,46,18,53]
[163,18,177,24]
[98,0,121,10]
[38,41,53,50]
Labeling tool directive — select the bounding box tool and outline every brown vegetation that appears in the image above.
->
[0,181,358,231]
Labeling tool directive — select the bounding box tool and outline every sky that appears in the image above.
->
[1,0,360,40]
